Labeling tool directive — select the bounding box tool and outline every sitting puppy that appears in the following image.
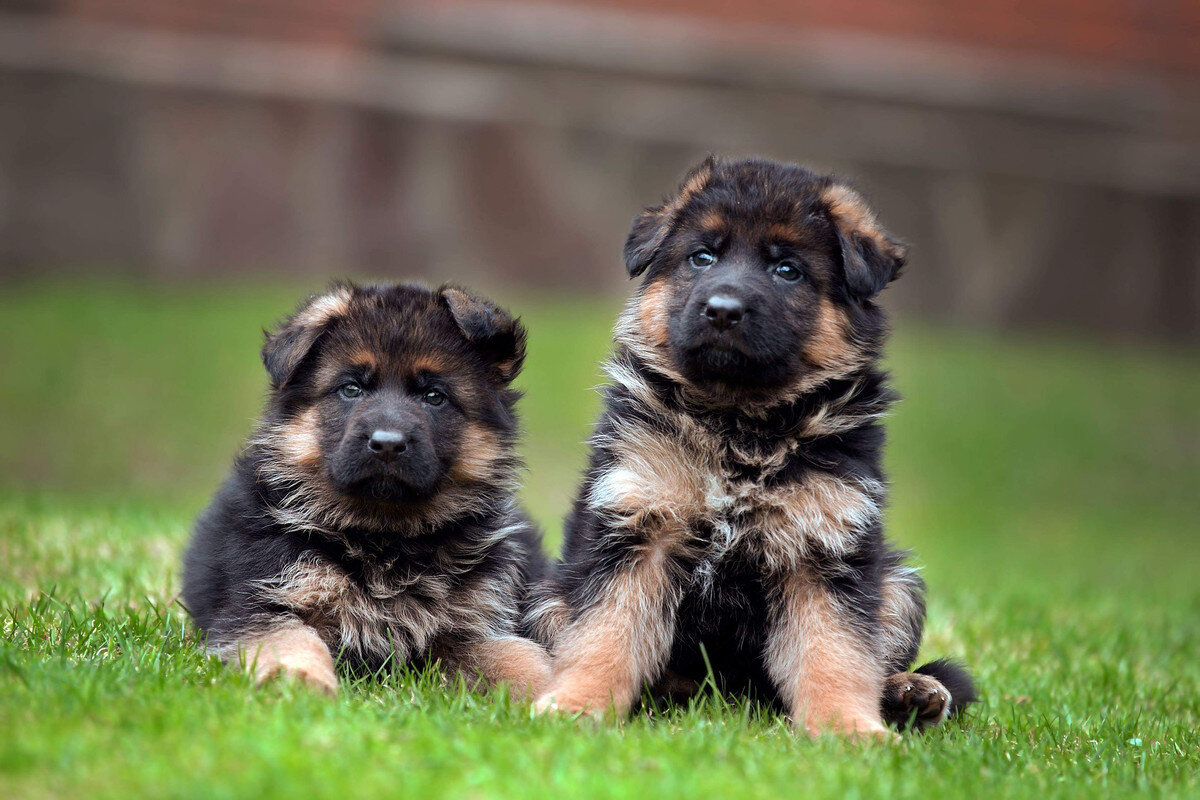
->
[529,157,975,736]
[183,282,550,698]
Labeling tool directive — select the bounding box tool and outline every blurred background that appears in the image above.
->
[2,0,1199,337]
[0,0,1197,553]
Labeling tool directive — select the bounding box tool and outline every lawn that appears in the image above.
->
[1,278,1198,799]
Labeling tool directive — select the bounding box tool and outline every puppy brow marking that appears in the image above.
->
[345,348,378,371]
[766,222,802,244]
[410,354,455,376]
[699,211,727,232]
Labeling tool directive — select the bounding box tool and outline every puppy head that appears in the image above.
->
[258,281,525,527]
[620,156,905,402]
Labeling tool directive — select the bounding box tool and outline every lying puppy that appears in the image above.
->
[183,282,550,697]
[530,157,975,736]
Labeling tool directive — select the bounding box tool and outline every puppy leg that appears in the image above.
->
[877,550,926,675]
[765,571,890,740]
[452,635,553,700]
[232,622,338,695]
[874,558,977,731]
[535,554,680,718]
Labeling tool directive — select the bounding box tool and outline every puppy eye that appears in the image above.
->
[774,262,803,283]
[422,389,447,407]
[689,249,716,269]
[339,382,364,399]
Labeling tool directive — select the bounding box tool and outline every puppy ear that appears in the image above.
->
[822,181,907,300]
[623,155,719,278]
[439,285,526,384]
[261,283,354,389]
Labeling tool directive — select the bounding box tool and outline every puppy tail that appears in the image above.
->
[915,658,979,717]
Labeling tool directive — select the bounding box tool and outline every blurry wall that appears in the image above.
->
[0,0,1198,339]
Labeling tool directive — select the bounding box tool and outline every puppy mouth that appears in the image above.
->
[674,334,794,392]
[680,334,757,370]
[337,472,437,504]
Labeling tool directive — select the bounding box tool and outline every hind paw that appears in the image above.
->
[882,672,950,731]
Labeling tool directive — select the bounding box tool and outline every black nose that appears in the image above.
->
[366,430,407,461]
[702,295,745,330]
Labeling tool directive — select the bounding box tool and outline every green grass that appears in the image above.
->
[1,278,1198,799]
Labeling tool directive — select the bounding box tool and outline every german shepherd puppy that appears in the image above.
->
[529,157,975,736]
[183,282,550,698]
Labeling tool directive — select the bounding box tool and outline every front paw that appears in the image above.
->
[533,684,616,719]
[255,656,338,696]
[801,714,898,742]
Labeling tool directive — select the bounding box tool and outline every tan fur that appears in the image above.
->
[799,380,890,438]
[767,222,802,244]
[802,300,859,372]
[346,348,378,371]
[455,636,553,699]
[752,472,883,570]
[524,592,572,647]
[295,286,353,329]
[765,571,890,739]
[536,553,680,717]
[410,353,457,376]
[626,159,717,281]
[821,183,907,261]
[449,422,504,485]
[699,210,728,232]
[238,623,337,695]
[636,279,673,351]
[588,423,710,529]
[588,407,880,575]
[255,415,511,537]
[275,407,323,469]
[614,291,690,388]
[257,547,522,666]
[877,563,925,670]
[674,160,715,209]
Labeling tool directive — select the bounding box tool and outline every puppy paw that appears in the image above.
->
[882,672,950,731]
[533,687,613,719]
[255,655,338,696]
[801,715,898,742]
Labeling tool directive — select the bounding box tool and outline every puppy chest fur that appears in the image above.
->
[258,548,521,670]
[587,406,884,578]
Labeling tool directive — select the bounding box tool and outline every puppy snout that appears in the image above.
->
[366,429,408,462]
[702,295,745,331]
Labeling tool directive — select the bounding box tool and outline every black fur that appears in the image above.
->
[916,658,979,715]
